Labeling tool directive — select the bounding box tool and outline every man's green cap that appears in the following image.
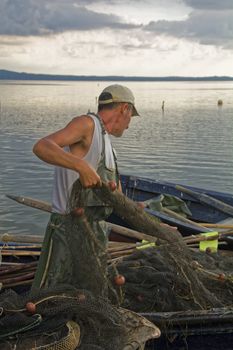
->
[98,84,139,116]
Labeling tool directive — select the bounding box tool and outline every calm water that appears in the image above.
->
[0,80,233,235]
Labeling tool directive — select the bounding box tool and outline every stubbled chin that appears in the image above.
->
[113,130,124,137]
[117,131,124,137]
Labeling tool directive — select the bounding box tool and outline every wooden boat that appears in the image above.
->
[109,174,233,237]
[5,173,233,238]
[112,175,233,348]
[1,174,233,349]
[2,173,233,264]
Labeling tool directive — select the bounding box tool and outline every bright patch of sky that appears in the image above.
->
[85,0,191,24]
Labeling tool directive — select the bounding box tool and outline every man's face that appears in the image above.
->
[113,103,133,137]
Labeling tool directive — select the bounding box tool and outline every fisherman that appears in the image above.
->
[31,84,139,291]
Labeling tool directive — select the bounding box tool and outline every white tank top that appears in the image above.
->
[51,114,115,213]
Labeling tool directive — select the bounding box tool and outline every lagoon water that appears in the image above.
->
[0,80,233,235]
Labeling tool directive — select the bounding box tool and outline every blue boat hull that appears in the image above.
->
[108,174,233,236]
[144,309,233,350]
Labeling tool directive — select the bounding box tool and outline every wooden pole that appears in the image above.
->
[0,272,35,285]
[0,233,43,243]
[199,223,233,229]
[175,185,233,217]
[1,250,41,256]
[6,194,52,212]
[108,223,157,243]
[162,207,205,230]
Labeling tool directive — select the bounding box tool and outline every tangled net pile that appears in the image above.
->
[0,284,159,349]
[109,247,233,313]
[92,182,233,312]
[0,181,161,350]
[64,180,233,315]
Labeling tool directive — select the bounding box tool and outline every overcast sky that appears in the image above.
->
[1,0,233,76]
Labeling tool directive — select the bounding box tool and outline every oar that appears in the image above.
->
[175,185,233,217]
[6,194,52,212]
[161,207,205,230]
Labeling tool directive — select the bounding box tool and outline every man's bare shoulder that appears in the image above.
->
[71,114,94,127]
[72,114,93,124]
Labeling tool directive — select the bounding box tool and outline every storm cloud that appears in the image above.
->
[183,0,233,10]
[1,0,233,50]
[145,8,233,49]
[0,0,138,36]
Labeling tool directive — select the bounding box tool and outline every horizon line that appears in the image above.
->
[0,69,233,81]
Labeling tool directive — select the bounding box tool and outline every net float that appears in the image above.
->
[26,302,36,314]
[71,207,85,217]
[114,274,126,286]
[218,273,226,281]
[108,181,117,192]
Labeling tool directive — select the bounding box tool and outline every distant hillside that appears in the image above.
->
[0,69,233,81]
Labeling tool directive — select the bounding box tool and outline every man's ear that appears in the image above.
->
[121,103,128,115]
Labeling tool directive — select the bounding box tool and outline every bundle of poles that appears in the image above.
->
[1,223,232,290]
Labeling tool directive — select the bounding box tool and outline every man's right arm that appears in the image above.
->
[33,116,101,188]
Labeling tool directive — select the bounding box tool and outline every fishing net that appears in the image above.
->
[63,180,114,299]
[64,180,233,313]
[1,180,233,349]
[93,182,232,309]
[0,180,160,349]
[0,285,160,349]
[45,212,110,299]
[108,247,233,313]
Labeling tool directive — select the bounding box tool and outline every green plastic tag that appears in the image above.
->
[136,240,156,250]
[199,231,218,252]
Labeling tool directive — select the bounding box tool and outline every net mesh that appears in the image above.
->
[108,247,233,313]
[0,285,159,349]
[92,181,233,311]
[1,180,233,348]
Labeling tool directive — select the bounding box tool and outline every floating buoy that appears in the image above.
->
[217,99,223,106]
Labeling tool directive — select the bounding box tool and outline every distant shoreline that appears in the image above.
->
[0,69,233,82]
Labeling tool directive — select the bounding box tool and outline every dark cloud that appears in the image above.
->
[184,0,233,10]
[145,10,233,49]
[1,0,233,51]
[0,0,138,36]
